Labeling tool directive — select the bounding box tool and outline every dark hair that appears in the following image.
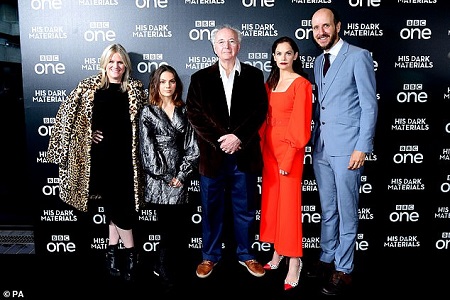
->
[148,64,184,107]
[266,36,307,90]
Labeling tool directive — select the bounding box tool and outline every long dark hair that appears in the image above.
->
[266,36,308,90]
[148,64,184,107]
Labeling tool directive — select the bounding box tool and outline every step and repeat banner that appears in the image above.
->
[18,0,449,262]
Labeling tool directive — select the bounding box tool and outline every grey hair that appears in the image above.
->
[210,24,242,45]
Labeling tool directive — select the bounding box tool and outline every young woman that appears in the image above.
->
[139,65,199,288]
[259,36,313,291]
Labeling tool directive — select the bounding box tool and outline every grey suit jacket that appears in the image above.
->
[311,40,378,156]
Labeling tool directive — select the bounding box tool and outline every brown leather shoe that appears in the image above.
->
[239,259,265,277]
[196,260,216,278]
[321,271,352,296]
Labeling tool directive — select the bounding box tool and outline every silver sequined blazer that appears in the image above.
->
[138,103,199,205]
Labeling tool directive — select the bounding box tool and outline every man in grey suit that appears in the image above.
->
[308,7,378,296]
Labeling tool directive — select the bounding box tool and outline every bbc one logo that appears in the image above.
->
[85,22,116,42]
[360,175,373,194]
[389,204,419,223]
[30,0,63,10]
[42,177,59,197]
[47,234,76,253]
[142,234,161,252]
[397,84,427,103]
[304,146,313,166]
[356,234,369,251]
[302,205,321,224]
[295,20,313,41]
[92,206,107,225]
[35,55,65,75]
[241,0,275,8]
[136,54,168,74]
[38,117,54,137]
[440,175,450,193]
[436,232,450,250]
[189,20,215,42]
[400,20,431,40]
[393,145,423,164]
[251,234,272,253]
[244,52,271,73]
[135,0,168,9]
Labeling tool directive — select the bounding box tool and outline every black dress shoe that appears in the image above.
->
[321,271,352,296]
[306,260,334,280]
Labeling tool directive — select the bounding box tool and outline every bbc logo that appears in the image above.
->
[406,20,426,26]
[51,235,69,241]
[395,205,414,211]
[195,20,215,27]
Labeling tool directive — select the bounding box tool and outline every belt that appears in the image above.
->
[267,116,289,126]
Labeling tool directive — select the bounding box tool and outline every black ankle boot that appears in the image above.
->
[106,245,121,277]
[153,248,174,287]
[123,247,138,282]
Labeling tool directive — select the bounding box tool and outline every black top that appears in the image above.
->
[90,83,135,229]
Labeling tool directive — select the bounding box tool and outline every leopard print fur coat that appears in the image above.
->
[47,74,146,212]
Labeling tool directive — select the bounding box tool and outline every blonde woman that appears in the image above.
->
[47,43,146,282]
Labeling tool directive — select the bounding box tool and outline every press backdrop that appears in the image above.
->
[17,0,450,263]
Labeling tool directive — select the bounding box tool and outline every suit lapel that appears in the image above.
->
[320,41,349,102]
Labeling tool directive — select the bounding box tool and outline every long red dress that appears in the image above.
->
[259,76,312,257]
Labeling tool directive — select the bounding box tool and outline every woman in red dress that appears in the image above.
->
[259,36,313,291]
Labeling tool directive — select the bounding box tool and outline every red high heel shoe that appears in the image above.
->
[263,254,285,270]
[284,258,303,290]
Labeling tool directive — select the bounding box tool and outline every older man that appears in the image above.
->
[186,24,268,279]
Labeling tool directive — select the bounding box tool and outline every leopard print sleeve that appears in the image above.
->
[47,84,83,167]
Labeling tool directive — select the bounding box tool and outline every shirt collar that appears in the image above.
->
[219,57,241,77]
[324,38,343,57]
